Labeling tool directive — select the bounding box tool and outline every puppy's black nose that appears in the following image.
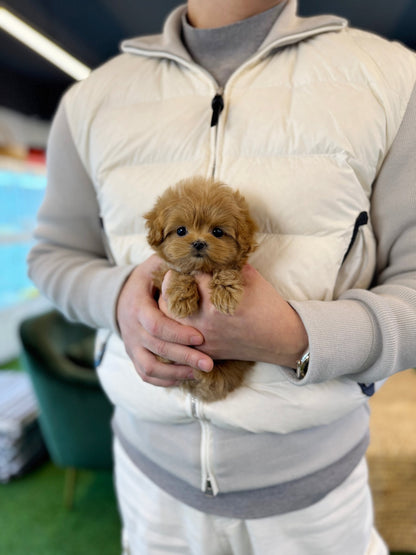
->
[192,240,207,251]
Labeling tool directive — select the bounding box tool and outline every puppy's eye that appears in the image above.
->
[176,226,188,237]
[212,227,224,238]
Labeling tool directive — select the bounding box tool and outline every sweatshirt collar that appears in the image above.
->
[121,0,347,64]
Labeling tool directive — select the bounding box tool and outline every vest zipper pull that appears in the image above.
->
[210,93,224,127]
[205,478,214,496]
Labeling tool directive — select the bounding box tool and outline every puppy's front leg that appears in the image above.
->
[210,269,244,314]
[166,271,200,318]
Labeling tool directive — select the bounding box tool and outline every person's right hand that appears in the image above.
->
[116,255,214,387]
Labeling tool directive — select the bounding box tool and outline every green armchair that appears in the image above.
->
[19,309,114,507]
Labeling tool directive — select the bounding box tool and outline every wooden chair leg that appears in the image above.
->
[63,467,77,509]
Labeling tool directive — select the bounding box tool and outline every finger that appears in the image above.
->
[161,269,173,301]
[140,302,204,347]
[140,328,213,372]
[191,272,215,306]
[133,347,197,386]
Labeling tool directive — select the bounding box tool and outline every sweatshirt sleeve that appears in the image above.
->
[27,100,136,333]
[288,82,416,385]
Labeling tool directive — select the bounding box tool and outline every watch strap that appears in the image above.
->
[295,350,310,379]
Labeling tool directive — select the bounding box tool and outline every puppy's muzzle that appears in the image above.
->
[192,240,208,252]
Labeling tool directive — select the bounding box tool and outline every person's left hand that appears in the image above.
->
[159,264,308,368]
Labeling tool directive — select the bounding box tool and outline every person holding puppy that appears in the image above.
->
[28,0,416,553]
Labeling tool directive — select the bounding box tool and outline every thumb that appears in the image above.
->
[161,269,174,301]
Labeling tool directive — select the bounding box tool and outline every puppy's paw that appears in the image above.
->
[210,269,243,314]
[167,274,199,318]
[152,265,168,291]
[168,293,199,318]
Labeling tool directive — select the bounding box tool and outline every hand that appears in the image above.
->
[116,255,214,387]
[159,264,308,368]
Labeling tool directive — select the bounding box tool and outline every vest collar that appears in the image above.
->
[121,0,347,68]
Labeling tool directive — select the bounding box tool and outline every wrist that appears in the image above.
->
[285,305,309,365]
[263,308,308,368]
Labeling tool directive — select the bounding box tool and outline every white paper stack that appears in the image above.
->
[0,371,47,482]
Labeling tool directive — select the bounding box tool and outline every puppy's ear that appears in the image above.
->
[232,190,258,258]
[144,207,165,247]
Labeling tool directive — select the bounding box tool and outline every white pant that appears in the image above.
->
[113,439,388,555]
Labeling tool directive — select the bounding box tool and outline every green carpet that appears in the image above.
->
[0,360,121,554]
[1,463,413,555]
[0,462,121,555]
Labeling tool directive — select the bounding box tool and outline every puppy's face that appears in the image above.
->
[145,178,257,273]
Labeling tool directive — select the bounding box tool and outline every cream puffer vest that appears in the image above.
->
[64,6,416,434]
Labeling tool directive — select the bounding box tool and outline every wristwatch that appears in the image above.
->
[295,349,310,379]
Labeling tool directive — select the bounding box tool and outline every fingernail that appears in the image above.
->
[190,335,203,346]
[198,359,212,372]
[186,371,195,379]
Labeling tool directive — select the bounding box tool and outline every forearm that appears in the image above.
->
[288,83,416,385]
[289,285,416,385]
[28,243,134,331]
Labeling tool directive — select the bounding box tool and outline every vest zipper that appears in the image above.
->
[200,419,217,496]
[210,93,224,127]
[205,478,214,496]
[210,88,224,178]
[190,395,218,496]
[342,211,368,263]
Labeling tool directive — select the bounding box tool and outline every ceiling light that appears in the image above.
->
[0,7,91,80]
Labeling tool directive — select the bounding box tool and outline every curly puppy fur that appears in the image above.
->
[144,176,258,402]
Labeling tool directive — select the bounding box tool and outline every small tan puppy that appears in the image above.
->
[145,176,258,402]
